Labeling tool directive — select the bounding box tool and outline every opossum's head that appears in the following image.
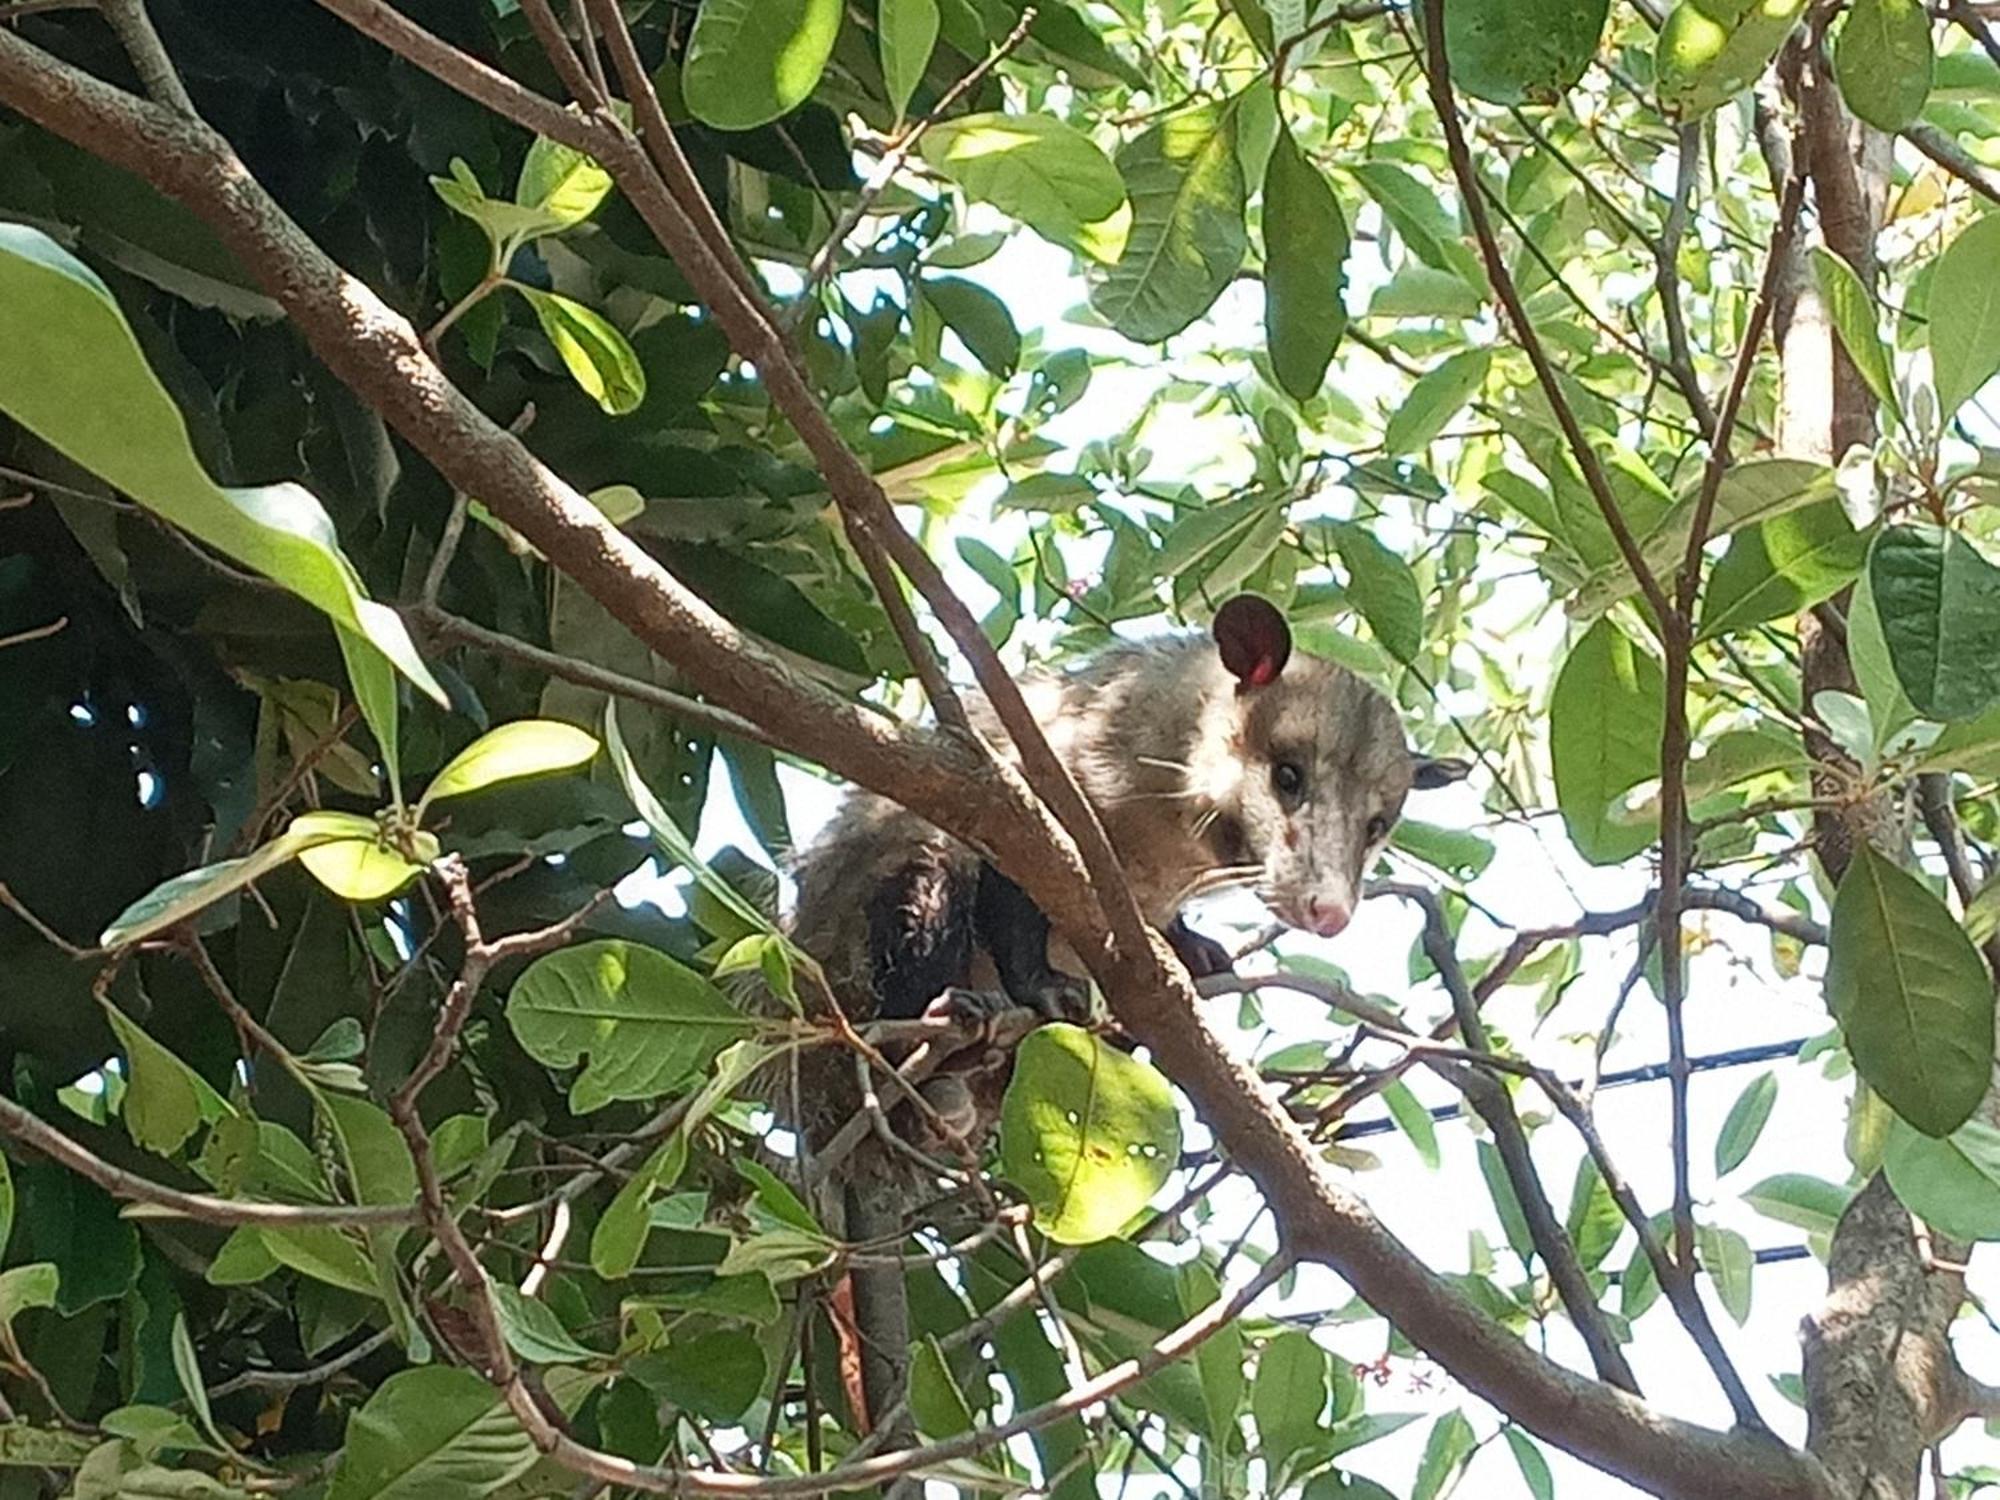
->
[1204,595,1467,938]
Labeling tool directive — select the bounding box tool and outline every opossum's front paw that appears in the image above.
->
[1166,917,1234,980]
[1026,973,1092,1024]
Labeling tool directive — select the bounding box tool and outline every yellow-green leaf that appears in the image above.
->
[516,287,646,416]
[417,720,599,817]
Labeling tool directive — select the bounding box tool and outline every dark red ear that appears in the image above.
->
[1213,595,1291,690]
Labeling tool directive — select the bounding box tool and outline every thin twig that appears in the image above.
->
[98,0,193,113]
[1657,123,1719,438]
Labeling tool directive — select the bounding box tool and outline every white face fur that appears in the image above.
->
[1201,659,1418,937]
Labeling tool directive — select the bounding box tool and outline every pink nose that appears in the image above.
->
[1304,898,1351,938]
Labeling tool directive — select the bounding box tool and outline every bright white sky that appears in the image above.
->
[636,202,2000,1496]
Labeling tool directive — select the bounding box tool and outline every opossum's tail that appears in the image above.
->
[842,1164,923,1500]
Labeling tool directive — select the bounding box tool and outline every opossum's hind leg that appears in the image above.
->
[866,844,978,1020]
[1165,913,1235,979]
[974,863,1091,1022]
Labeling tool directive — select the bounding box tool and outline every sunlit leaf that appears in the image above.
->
[682,0,842,130]
[1443,0,1610,105]
[516,287,646,415]
[1550,618,1663,864]
[1000,1024,1181,1243]
[290,811,434,903]
[1930,215,2000,419]
[1714,1071,1777,1176]
[919,113,1127,261]
[416,720,599,816]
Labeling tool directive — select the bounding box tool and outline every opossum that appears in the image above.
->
[770,594,1466,1452]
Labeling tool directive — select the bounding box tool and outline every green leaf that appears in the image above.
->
[591,1133,689,1280]
[682,0,842,131]
[1384,348,1490,457]
[1869,525,2000,721]
[416,720,599,817]
[1331,522,1423,662]
[290,811,435,903]
[910,1337,975,1439]
[922,276,1021,378]
[432,159,567,256]
[1349,161,1485,292]
[515,134,612,230]
[1828,844,1994,1138]
[327,1367,538,1500]
[1697,1222,1754,1324]
[1090,102,1247,342]
[1743,1173,1853,1236]
[1550,618,1663,865]
[999,1023,1182,1244]
[1810,247,1901,423]
[1261,122,1348,401]
[918,113,1128,260]
[1883,1115,2000,1240]
[0,1155,14,1259]
[1504,1427,1555,1500]
[879,0,938,121]
[514,286,645,415]
[1252,1329,1328,1483]
[1699,501,1870,640]
[1413,1409,1475,1500]
[1931,215,2000,418]
[1476,1140,1534,1261]
[1563,1155,1622,1271]
[169,1313,229,1456]
[607,702,778,939]
[0,225,442,708]
[1656,0,1808,118]
[628,1329,766,1422]
[100,1003,226,1158]
[1381,1078,1440,1170]
[1835,0,1934,131]
[206,1229,281,1287]
[319,1093,418,1207]
[1443,0,1610,105]
[508,939,755,1113]
[492,1285,599,1365]
[1714,1071,1778,1176]
[100,819,365,947]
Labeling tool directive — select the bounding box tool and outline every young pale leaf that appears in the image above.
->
[1930,214,2000,419]
[508,939,756,1113]
[1699,502,1870,641]
[1882,1116,2000,1240]
[999,1024,1181,1243]
[1828,845,1994,1138]
[432,159,567,255]
[1443,0,1610,105]
[921,276,1021,378]
[1383,348,1490,457]
[515,135,612,229]
[1331,522,1423,662]
[1868,525,2000,721]
[291,811,434,903]
[1090,102,1247,342]
[879,0,938,121]
[1714,1071,1778,1176]
[1380,1078,1441,1170]
[1656,0,1808,118]
[682,0,842,131]
[416,720,599,817]
[918,113,1127,260]
[1252,1329,1329,1483]
[1549,618,1663,865]
[1834,0,1934,131]
[0,225,443,710]
[1810,247,1901,422]
[326,1367,539,1500]
[1261,122,1348,401]
[516,287,645,415]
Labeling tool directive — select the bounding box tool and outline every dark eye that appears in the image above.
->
[1272,761,1306,802]
[1366,814,1389,842]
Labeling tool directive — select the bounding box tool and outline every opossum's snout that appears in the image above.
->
[1301,893,1352,938]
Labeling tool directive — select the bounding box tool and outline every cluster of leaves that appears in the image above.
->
[1,0,2000,1495]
